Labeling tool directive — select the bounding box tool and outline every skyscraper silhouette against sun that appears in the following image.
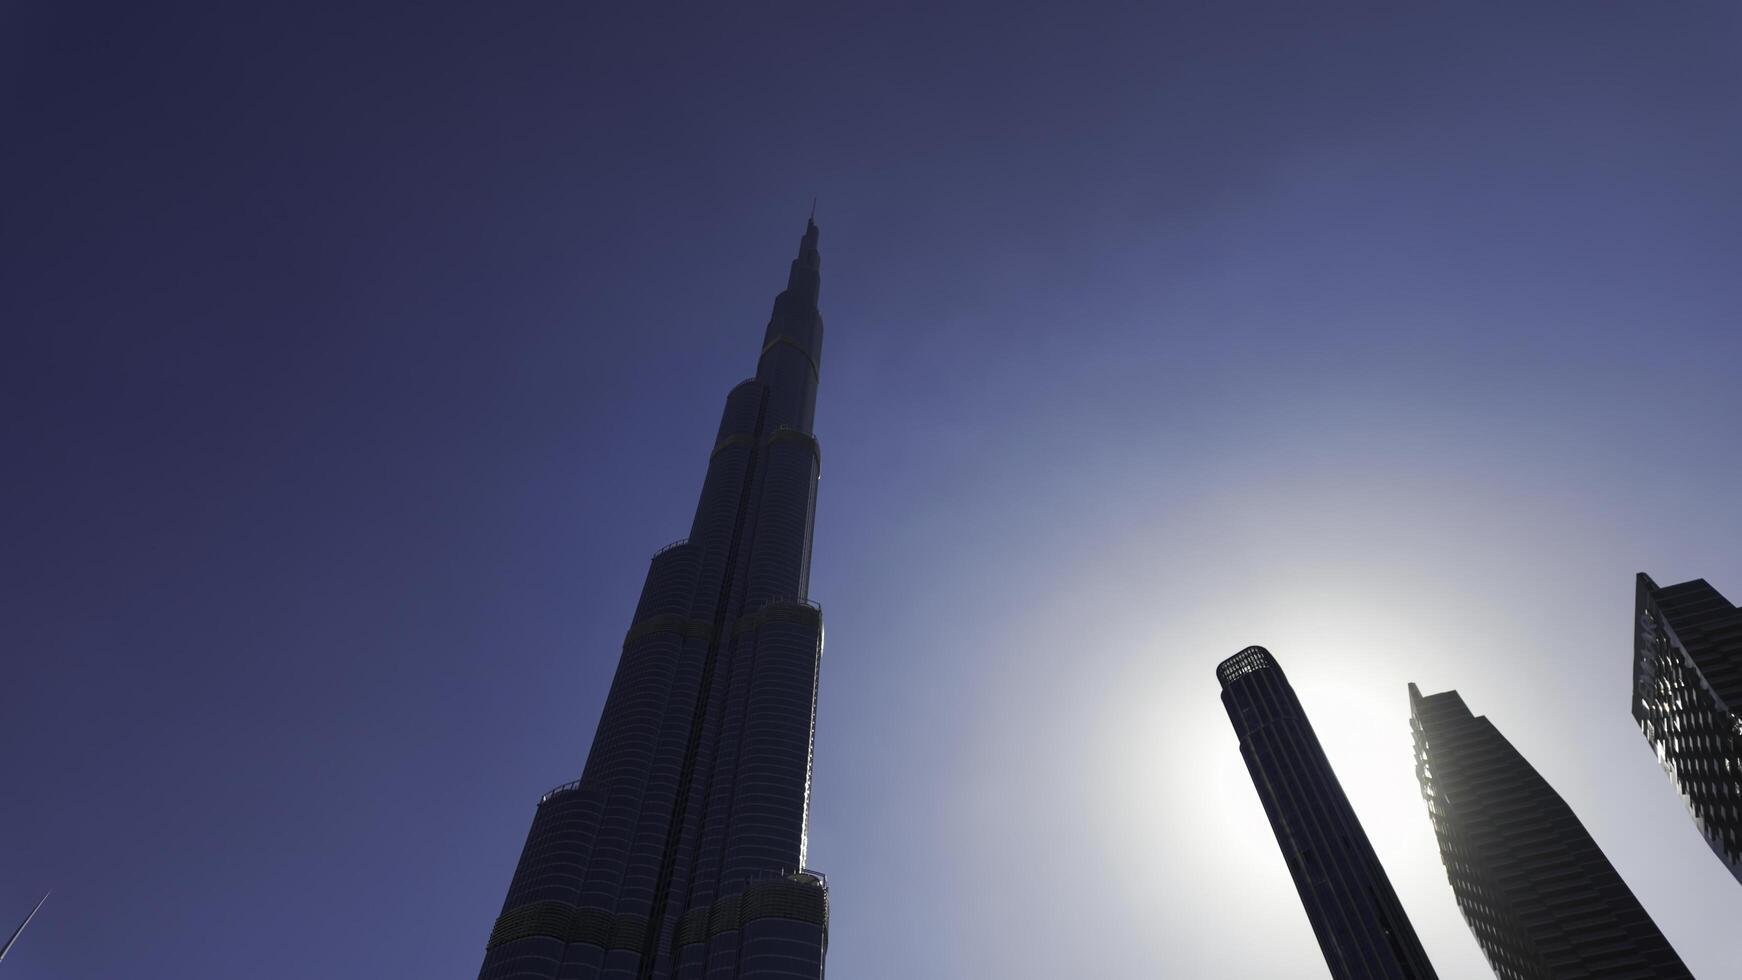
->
[1216,646,1438,980]
[479,220,831,980]
[1411,684,1690,979]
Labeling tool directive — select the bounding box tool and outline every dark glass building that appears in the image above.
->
[1633,572,1742,886]
[1216,646,1438,980]
[1410,684,1690,979]
[479,220,831,980]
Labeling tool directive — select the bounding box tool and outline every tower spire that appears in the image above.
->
[477,218,832,979]
[0,892,49,964]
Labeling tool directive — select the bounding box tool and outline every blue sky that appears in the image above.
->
[4,2,1740,976]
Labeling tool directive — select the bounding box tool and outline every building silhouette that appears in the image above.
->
[1216,646,1438,980]
[479,220,831,979]
[1634,572,1742,886]
[1410,684,1690,979]
[0,893,49,965]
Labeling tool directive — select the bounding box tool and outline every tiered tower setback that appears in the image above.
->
[479,221,831,980]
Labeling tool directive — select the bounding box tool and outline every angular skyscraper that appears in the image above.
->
[1410,684,1690,979]
[479,220,831,980]
[1216,646,1438,980]
[1633,572,1742,886]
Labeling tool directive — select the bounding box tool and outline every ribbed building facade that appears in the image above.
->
[1633,572,1742,886]
[1410,684,1690,979]
[479,221,831,980]
[1216,647,1438,980]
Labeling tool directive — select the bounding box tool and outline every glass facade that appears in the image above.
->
[478,221,831,980]
[1410,684,1690,979]
[1633,572,1742,887]
[1216,646,1438,980]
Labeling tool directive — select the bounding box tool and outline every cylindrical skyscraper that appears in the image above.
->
[480,221,830,980]
[1217,646,1438,980]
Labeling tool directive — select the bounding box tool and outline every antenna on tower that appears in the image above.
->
[0,892,49,964]
[809,196,817,222]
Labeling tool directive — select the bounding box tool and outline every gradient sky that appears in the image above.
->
[5,2,1741,977]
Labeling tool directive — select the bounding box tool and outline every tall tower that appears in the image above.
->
[1410,684,1690,979]
[1216,647,1438,980]
[1633,572,1742,886]
[479,220,831,980]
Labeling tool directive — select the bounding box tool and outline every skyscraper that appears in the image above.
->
[479,220,831,980]
[1410,684,1690,979]
[1216,646,1438,980]
[1633,572,1742,886]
